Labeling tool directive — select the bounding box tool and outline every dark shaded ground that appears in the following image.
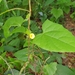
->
[65,13,75,36]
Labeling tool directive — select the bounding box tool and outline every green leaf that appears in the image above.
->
[11,26,26,34]
[26,13,30,19]
[1,0,9,11]
[70,12,75,20]
[4,69,24,75]
[51,8,63,19]
[22,0,28,6]
[14,49,28,61]
[71,1,75,7]
[45,0,54,6]
[0,22,3,26]
[0,0,2,3]
[62,6,70,14]
[8,38,20,47]
[3,16,24,38]
[55,64,75,75]
[33,20,75,52]
[13,0,21,3]
[57,0,71,5]
[30,21,39,34]
[71,68,75,74]
[0,46,4,53]
[4,45,17,52]
[43,62,57,75]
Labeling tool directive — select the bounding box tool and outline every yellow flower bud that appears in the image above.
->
[29,33,35,39]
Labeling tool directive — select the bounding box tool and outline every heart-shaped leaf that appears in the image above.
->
[33,20,75,52]
[51,8,63,19]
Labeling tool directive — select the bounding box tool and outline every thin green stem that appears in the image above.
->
[0,56,14,75]
[0,8,29,16]
[19,62,29,75]
[28,0,31,30]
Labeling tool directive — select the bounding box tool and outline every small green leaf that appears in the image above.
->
[4,69,24,75]
[43,62,57,75]
[51,8,63,19]
[1,0,9,10]
[33,20,75,52]
[3,16,24,38]
[22,0,28,5]
[0,46,4,53]
[11,26,26,35]
[4,45,16,52]
[70,12,75,20]
[8,38,20,47]
[55,64,75,75]
[45,0,54,6]
[0,22,3,26]
[14,0,21,3]
[26,13,30,19]
[63,6,70,14]
[57,0,71,5]
[14,49,28,61]
[71,1,75,7]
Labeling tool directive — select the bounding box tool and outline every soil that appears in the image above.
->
[65,13,75,36]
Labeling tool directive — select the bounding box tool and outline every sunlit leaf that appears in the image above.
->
[33,20,75,52]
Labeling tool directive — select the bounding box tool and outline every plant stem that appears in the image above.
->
[19,0,32,74]
[0,8,29,16]
[28,0,31,30]
[0,56,14,75]
[19,62,29,75]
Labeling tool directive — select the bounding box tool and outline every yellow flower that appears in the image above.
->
[29,33,35,39]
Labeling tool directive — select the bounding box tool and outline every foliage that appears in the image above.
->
[0,0,75,75]
[33,20,75,52]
